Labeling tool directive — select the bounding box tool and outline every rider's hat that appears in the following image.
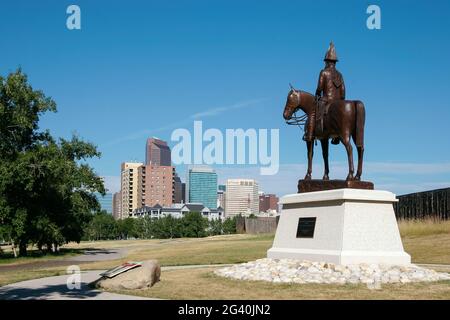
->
[324,42,338,62]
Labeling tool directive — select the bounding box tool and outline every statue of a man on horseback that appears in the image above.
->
[305,42,346,145]
[284,42,367,183]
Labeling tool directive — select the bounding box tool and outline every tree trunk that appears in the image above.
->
[10,238,17,258]
[19,240,27,256]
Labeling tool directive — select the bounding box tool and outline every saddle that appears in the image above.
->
[314,99,340,145]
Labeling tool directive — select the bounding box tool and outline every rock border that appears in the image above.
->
[215,258,450,285]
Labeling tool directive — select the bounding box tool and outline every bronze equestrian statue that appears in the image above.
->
[283,43,366,182]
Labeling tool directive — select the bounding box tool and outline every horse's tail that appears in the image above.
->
[355,101,365,147]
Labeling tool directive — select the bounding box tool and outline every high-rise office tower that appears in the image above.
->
[259,193,279,213]
[144,164,173,207]
[120,162,145,218]
[143,138,174,207]
[145,137,171,166]
[112,191,122,220]
[186,166,218,209]
[225,179,259,217]
[181,183,186,203]
[173,170,183,204]
[93,192,113,213]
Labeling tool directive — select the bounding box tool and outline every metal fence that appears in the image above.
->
[393,187,450,220]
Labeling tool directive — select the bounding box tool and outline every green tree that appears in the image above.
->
[152,215,182,239]
[0,70,104,256]
[223,216,237,234]
[208,218,223,236]
[181,212,208,238]
[0,70,55,256]
[134,216,154,239]
[85,211,118,241]
[117,218,137,240]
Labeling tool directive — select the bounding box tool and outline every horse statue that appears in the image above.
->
[283,85,366,181]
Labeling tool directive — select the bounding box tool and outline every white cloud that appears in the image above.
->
[190,99,264,119]
[104,98,263,147]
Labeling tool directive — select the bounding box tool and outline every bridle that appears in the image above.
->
[285,89,308,128]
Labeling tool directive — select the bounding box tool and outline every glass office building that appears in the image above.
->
[94,192,113,214]
[186,166,218,209]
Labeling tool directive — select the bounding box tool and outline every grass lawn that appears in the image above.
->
[0,248,82,266]
[76,234,275,271]
[0,220,449,299]
[76,220,450,270]
[104,220,450,300]
[112,267,450,300]
[399,220,450,265]
[0,269,65,287]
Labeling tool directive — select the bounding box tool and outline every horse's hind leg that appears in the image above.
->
[355,146,364,181]
[352,134,364,180]
[320,139,329,180]
[342,136,354,181]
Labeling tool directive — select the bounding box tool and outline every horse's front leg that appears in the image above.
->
[304,140,314,180]
[321,139,329,180]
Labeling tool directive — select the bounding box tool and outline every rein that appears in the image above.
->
[285,112,307,127]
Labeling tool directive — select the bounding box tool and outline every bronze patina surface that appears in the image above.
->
[284,42,368,183]
[298,180,374,193]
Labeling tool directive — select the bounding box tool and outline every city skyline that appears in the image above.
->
[113,136,278,218]
[2,1,450,197]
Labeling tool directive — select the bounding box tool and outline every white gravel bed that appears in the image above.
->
[214,258,450,285]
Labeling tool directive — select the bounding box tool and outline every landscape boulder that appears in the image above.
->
[95,260,161,290]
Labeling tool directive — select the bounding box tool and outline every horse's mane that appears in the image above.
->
[291,89,314,99]
[301,91,315,99]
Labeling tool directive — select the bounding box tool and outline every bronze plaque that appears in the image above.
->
[296,217,316,238]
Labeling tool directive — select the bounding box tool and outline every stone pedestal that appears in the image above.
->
[267,189,411,265]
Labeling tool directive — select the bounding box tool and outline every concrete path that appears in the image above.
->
[66,248,129,262]
[0,270,153,300]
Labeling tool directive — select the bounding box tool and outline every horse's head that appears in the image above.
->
[283,84,301,120]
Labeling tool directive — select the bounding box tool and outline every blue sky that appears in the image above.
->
[1,0,450,196]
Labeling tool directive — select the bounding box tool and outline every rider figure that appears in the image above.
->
[304,42,346,144]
